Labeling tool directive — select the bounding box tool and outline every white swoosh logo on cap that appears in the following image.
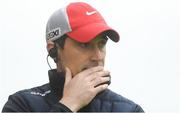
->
[86,11,97,16]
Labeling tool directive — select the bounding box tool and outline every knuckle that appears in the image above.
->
[103,71,109,76]
[99,77,104,83]
[108,78,110,82]
[105,71,109,75]
[106,77,110,81]
[87,81,92,86]
[97,71,102,76]
[91,66,103,72]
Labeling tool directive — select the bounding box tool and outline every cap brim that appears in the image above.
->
[67,23,120,43]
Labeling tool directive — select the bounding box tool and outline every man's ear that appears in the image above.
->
[47,40,58,62]
[46,40,55,52]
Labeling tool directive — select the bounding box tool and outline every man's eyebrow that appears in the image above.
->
[76,41,90,45]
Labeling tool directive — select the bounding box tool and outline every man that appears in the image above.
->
[2,2,144,112]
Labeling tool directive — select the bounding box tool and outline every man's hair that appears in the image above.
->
[49,34,67,63]
[54,34,67,49]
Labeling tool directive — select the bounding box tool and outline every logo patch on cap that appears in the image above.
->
[46,27,61,41]
[86,11,97,16]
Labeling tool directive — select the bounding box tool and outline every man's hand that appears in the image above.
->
[59,66,110,112]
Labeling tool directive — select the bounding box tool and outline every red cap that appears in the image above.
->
[66,2,120,43]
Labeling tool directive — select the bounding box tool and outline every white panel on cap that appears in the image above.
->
[46,6,72,41]
[63,6,72,33]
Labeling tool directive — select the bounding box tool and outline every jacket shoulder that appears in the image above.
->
[2,84,52,112]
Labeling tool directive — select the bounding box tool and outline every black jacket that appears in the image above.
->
[2,69,144,112]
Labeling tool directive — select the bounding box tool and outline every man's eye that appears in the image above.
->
[79,43,89,48]
[99,40,107,48]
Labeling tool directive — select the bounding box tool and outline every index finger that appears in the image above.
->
[79,66,104,76]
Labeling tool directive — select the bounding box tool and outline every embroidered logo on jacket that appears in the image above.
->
[30,90,51,97]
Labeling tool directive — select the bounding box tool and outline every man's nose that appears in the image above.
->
[91,47,104,61]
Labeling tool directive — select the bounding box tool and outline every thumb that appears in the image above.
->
[64,67,72,86]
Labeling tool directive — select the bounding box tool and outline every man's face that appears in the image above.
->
[58,34,107,76]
